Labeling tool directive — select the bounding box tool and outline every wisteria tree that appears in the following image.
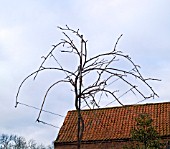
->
[16,25,159,149]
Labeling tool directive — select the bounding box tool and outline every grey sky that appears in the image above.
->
[0,0,170,145]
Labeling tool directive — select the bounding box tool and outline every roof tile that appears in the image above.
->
[56,102,170,143]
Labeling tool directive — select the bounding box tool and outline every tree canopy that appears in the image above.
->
[124,113,166,149]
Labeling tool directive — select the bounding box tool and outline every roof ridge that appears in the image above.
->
[68,101,170,112]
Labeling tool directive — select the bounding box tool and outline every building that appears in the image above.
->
[54,102,170,149]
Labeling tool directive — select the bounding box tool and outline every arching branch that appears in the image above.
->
[37,79,70,121]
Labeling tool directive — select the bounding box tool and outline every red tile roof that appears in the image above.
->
[56,102,170,143]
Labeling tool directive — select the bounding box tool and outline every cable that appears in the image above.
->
[16,102,65,118]
[36,119,60,129]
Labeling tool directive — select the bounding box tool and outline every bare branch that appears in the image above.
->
[113,34,123,51]
[37,79,70,120]
[16,68,44,108]
[34,42,64,79]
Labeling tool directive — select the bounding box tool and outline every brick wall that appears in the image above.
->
[55,140,134,149]
[54,138,170,149]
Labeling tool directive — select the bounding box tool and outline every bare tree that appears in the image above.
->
[0,134,13,149]
[0,134,53,149]
[16,25,159,149]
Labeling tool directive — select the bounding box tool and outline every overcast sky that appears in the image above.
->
[0,0,170,146]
